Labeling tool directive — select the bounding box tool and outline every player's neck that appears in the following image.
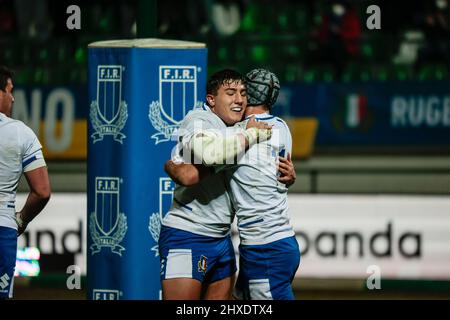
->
[244,105,269,117]
[0,110,10,118]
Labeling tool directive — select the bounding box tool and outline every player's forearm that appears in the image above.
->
[190,128,268,166]
[17,190,50,226]
[165,160,201,186]
[17,166,51,232]
[191,133,244,166]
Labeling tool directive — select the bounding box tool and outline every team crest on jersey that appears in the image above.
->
[149,177,176,256]
[197,255,208,274]
[90,177,128,256]
[148,65,203,144]
[90,65,128,144]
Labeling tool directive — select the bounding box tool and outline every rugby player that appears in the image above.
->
[0,66,51,299]
[165,69,300,300]
[159,69,272,300]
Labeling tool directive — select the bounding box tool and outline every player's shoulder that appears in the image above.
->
[273,116,288,128]
[12,119,37,141]
[181,107,221,128]
[254,114,289,131]
[0,116,38,149]
[16,119,35,134]
[0,114,27,130]
[273,116,291,135]
[0,112,15,125]
[184,108,210,121]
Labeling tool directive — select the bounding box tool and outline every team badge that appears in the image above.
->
[148,177,176,256]
[90,177,128,256]
[148,65,203,144]
[90,65,128,144]
[197,255,208,274]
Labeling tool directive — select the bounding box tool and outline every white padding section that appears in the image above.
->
[165,249,193,279]
[249,279,273,300]
[9,275,14,298]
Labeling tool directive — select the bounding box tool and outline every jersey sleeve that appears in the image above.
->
[20,125,46,172]
[285,125,293,156]
[179,111,218,141]
[176,111,244,166]
[277,118,292,157]
[174,111,268,166]
[171,111,219,164]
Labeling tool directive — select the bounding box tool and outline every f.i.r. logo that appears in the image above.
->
[89,177,128,256]
[90,65,128,144]
[160,66,197,123]
[161,67,195,80]
[149,65,203,145]
[149,178,176,256]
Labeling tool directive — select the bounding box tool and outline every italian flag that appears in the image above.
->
[346,94,368,128]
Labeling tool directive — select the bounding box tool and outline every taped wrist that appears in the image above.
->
[191,131,244,166]
[15,212,26,229]
[242,127,259,146]
[242,127,272,146]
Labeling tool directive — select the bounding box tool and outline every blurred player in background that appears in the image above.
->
[159,69,273,300]
[165,69,300,300]
[0,66,51,300]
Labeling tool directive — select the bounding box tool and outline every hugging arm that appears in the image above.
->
[164,160,212,187]
[190,117,272,166]
[277,153,296,188]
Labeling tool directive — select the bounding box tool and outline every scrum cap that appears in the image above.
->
[245,68,280,108]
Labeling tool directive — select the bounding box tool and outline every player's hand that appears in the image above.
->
[246,116,272,131]
[245,116,272,143]
[15,212,28,236]
[278,153,296,187]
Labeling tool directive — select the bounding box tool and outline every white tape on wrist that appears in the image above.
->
[243,127,272,146]
[191,130,244,165]
[15,213,25,229]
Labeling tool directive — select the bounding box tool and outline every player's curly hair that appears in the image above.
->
[206,69,247,97]
[0,65,14,92]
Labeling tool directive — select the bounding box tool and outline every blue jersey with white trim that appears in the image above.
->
[227,113,295,245]
[0,112,46,229]
[162,106,235,238]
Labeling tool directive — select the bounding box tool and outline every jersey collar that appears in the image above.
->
[244,112,273,120]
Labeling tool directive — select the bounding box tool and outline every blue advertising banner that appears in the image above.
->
[87,39,207,300]
[275,82,450,146]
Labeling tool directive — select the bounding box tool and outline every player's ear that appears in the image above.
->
[206,94,215,107]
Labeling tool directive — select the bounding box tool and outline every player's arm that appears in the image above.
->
[164,160,212,187]
[16,165,51,236]
[278,153,296,188]
[190,117,272,166]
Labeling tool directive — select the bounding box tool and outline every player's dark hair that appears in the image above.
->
[206,69,246,96]
[0,66,14,92]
